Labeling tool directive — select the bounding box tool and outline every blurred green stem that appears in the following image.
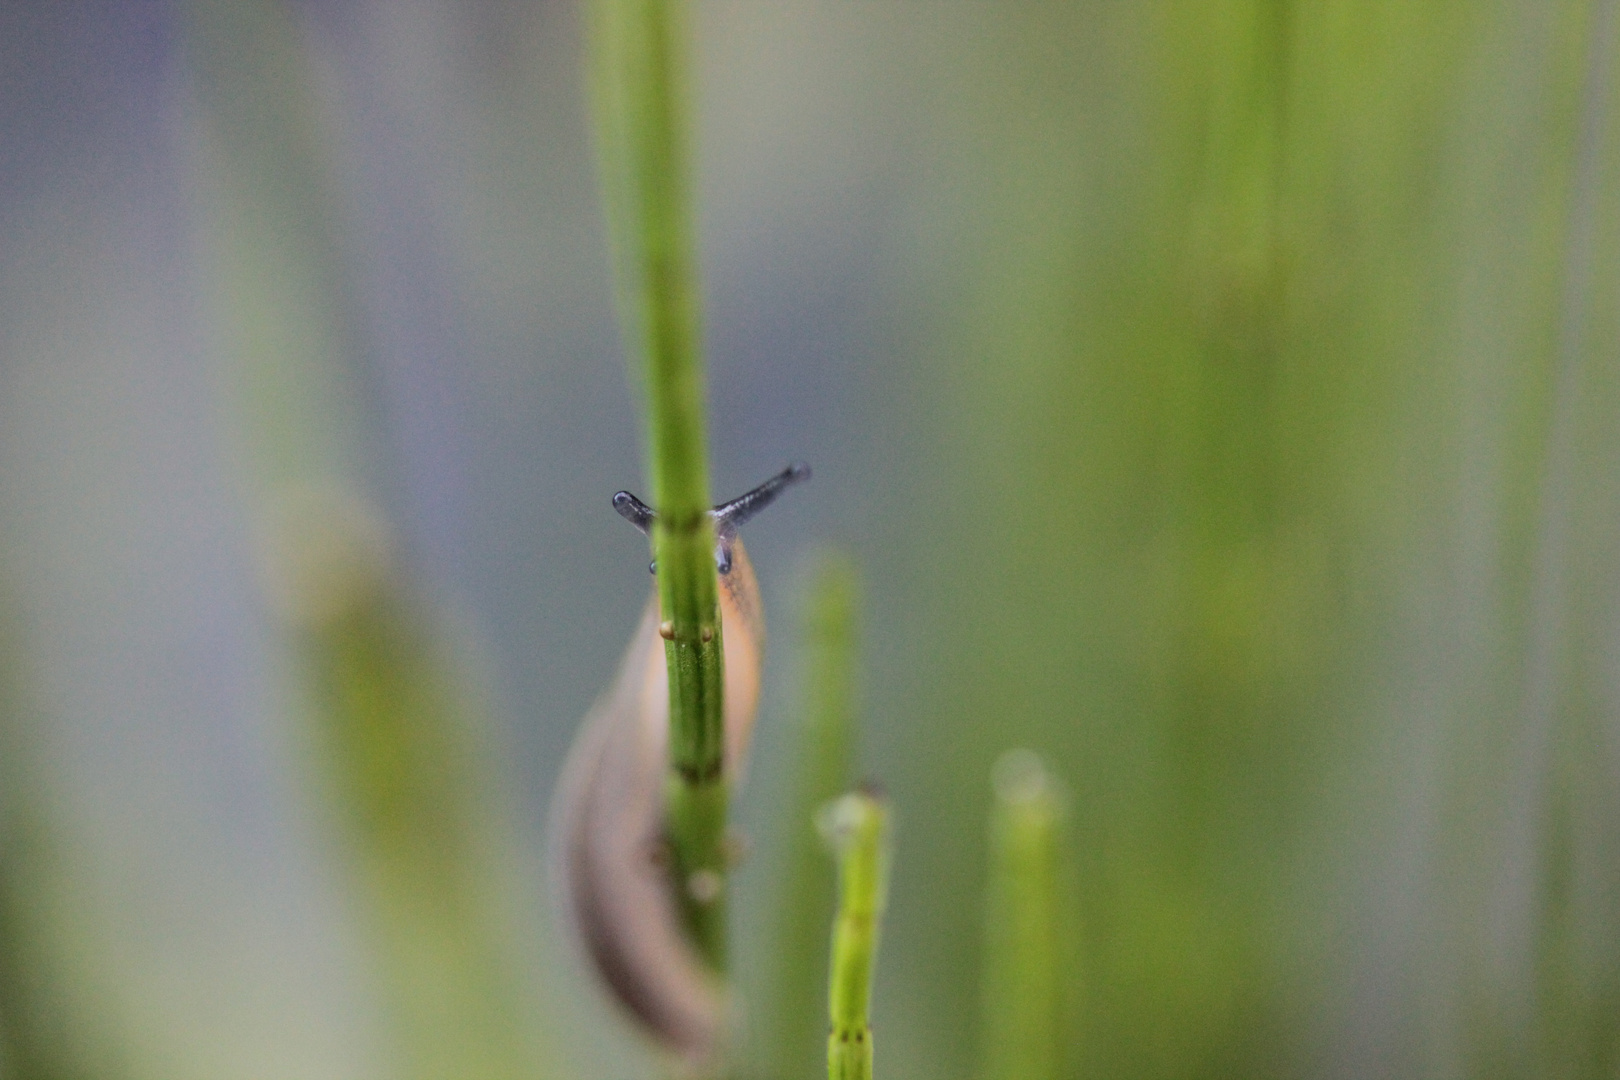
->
[0,749,107,1080]
[757,555,861,1074]
[981,750,1065,1080]
[822,791,891,1080]
[588,0,728,967]
[183,3,543,1075]
[300,572,540,1080]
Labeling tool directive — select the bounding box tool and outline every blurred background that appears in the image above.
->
[1,1,1619,1078]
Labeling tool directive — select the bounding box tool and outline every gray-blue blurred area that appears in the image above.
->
[1,2,1619,1079]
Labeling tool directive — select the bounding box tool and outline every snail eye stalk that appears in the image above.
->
[612,491,658,534]
[613,462,812,575]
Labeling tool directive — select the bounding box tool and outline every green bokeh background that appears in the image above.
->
[0,2,1617,1078]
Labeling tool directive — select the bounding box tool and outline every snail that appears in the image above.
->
[549,463,810,1064]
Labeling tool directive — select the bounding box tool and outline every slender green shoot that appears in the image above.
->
[981,750,1066,1080]
[799,556,862,805]
[757,554,861,1075]
[820,790,891,1080]
[587,0,728,967]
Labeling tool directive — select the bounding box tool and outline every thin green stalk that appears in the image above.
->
[587,0,728,967]
[183,4,545,1075]
[981,750,1066,1080]
[0,656,119,1080]
[821,791,891,1080]
[757,555,861,1075]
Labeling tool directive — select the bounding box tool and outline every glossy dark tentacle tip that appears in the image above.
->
[614,463,811,574]
[613,490,657,534]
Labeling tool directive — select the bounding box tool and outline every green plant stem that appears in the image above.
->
[800,557,861,810]
[758,554,860,1074]
[981,750,1066,1080]
[184,4,545,1074]
[587,0,727,969]
[822,791,891,1080]
[0,690,108,1080]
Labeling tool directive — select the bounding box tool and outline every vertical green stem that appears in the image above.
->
[822,791,891,1080]
[800,558,862,809]
[183,4,544,1075]
[0,710,107,1080]
[981,750,1066,1080]
[587,0,728,968]
[758,555,861,1074]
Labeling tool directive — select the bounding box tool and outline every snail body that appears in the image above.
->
[549,466,806,1063]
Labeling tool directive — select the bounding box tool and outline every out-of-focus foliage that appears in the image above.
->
[888,4,1620,1078]
[182,1,551,1077]
[0,641,125,1080]
[981,750,1069,1080]
[752,553,859,1079]
[0,2,1616,1080]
